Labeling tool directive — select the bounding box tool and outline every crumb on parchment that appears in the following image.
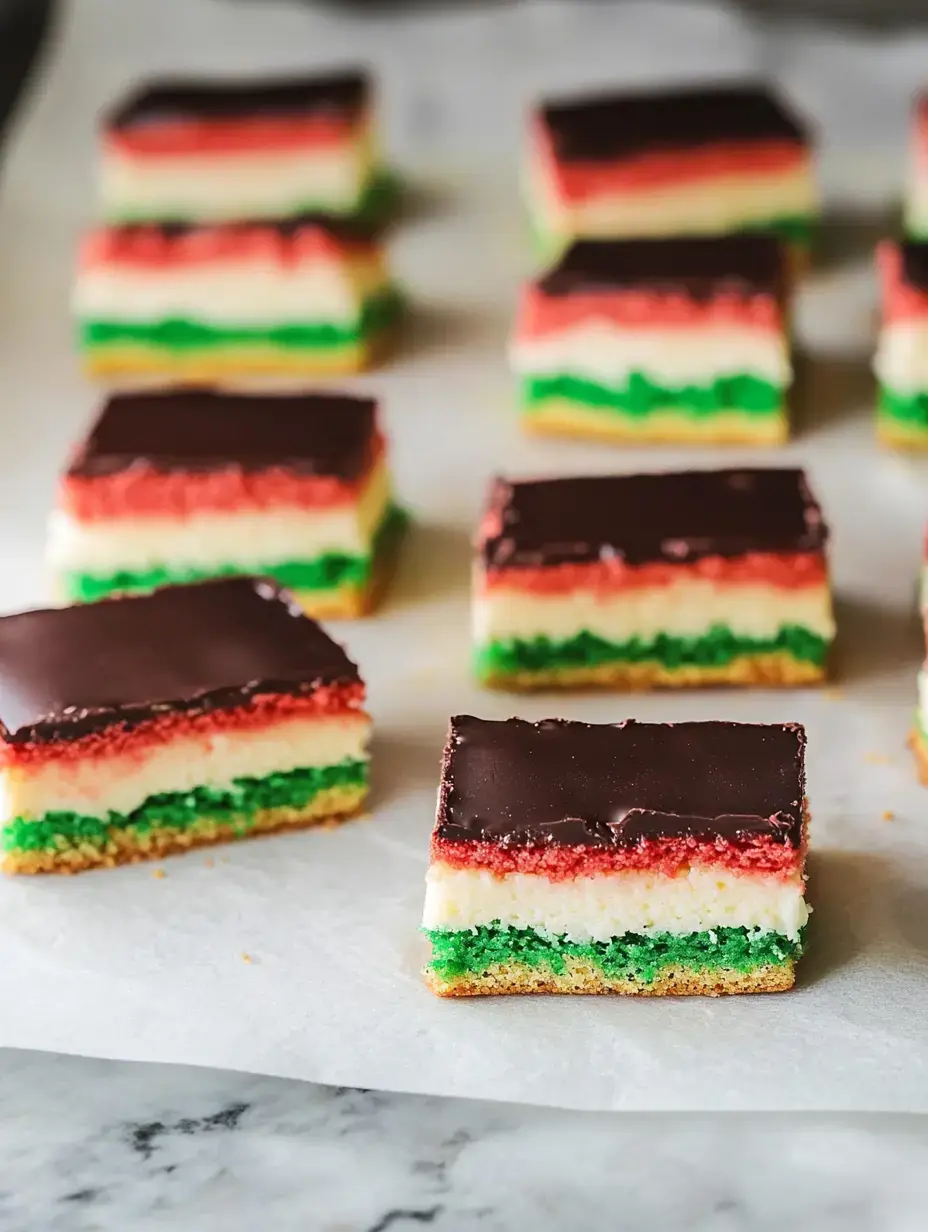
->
[241,952,254,964]
[883,810,895,821]
[152,868,166,879]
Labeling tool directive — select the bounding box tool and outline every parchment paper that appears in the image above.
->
[2,0,928,1111]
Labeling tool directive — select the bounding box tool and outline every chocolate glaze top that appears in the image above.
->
[68,388,378,481]
[106,69,369,131]
[436,717,806,849]
[0,579,361,745]
[100,213,382,245]
[540,81,807,164]
[898,241,928,292]
[480,469,827,571]
[538,235,785,301]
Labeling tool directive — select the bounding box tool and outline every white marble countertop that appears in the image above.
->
[2,1049,927,1231]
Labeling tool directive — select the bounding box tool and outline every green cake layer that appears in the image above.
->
[2,757,369,855]
[476,623,829,678]
[529,213,814,261]
[521,371,783,418]
[107,168,401,227]
[80,286,403,354]
[426,923,805,985]
[878,386,928,431]
[63,503,407,604]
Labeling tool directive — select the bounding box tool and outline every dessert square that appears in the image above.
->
[527,81,817,259]
[511,234,791,445]
[473,468,834,690]
[905,92,928,239]
[47,388,405,619]
[423,716,810,997]
[874,241,928,449]
[100,70,393,225]
[0,578,370,874]
[74,216,401,380]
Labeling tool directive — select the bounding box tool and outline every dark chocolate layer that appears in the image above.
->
[538,235,785,301]
[480,469,827,571]
[106,70,369,131]
[0,579,360,745]
[436,717,806,848]
[540,82,807,164]
[99,213,381,245]
[898,241,928,293]
[69,388,378,481]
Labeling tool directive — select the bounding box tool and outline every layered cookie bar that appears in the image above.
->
[512,234,790,445]
[874,241,928,449]
[47,388,404,619]
[100,70,392,224]
[527,82,816,259]
[905,92,928,239]
[474,469,834,690]
[423,716,810,997]
[74,215,401,380]
[0,578,370,873]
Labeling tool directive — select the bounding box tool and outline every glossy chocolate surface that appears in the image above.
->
[0,579,360,744]
[69,388,378,481]
[538,235,785,300]
[106,69,369,130]
[898,241,928,292]
[480,469,827,571]
[540,82,806,164]
[436,717,806,848]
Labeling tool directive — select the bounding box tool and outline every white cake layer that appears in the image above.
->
[533,164,816,239]
[511,322,790,386]
[0,711,371,822]
[422,863,809,943]
[904,169,928,235]
[874,320,928,394]
[100,136,375,221]
[473,580,835,644]
[917,668,928,730]
[74,252,387,327]
[47,457,391,574]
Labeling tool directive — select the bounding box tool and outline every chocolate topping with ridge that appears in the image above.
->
[540,81,807,164]
[0,579,361,744]
[479,469,827,571]
[898,241,928,292]
[538,235,786,301]
[436,716,806,849]
[105,69,369,131]
[68,388,379,482]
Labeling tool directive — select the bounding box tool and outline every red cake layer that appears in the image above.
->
[105,114,360,159]
[0,682,366,770]
[533,122,807,202]
[61,438,384,521]
[80,222,376,273]
[878,241,928,325]
[477,552,827,597]
[431,835,802,880]
[514,286,782,338]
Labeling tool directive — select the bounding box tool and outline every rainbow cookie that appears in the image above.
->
[512,235,791,445]
[47,388,405,619]
[74,216,401,380]
[423,716,810,997]
[527,81,817,260]
[473,469,834,691]
[100,70,392,225]
[874,241,928,449]
[0,578,370,874]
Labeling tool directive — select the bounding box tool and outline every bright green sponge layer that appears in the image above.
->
[63,504,407,604]
[80,286,403,354]
[3,758,369,855]
[476,623,829,679]
[878,386,928,430]
[426,923,805,985]
[522,371,783,418]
